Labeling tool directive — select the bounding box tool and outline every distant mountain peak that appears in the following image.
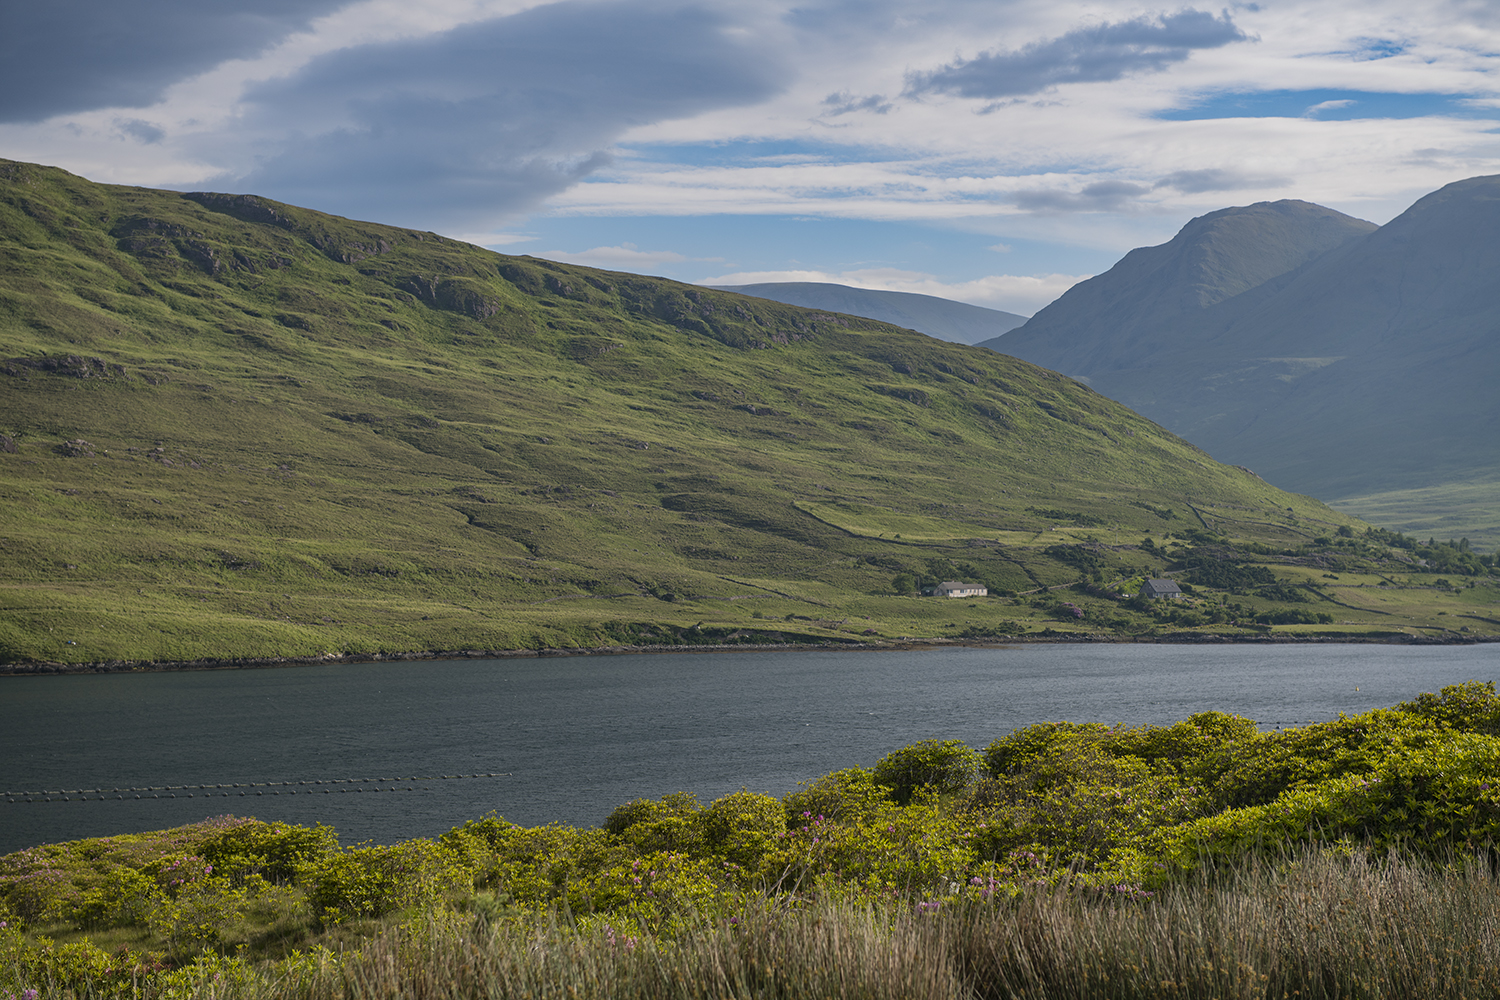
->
[708,281,1027,345]
[989,199,1377,374]
[980,176,1500,545]
[1167,200,1375,310]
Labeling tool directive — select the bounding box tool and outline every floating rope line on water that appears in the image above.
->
[3,773,510,804]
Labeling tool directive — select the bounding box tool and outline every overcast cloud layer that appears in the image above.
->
[3,0,1500,313]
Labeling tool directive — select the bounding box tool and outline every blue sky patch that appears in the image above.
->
[508,213,1118,289]
[625,138,898,168]
[1156,89,1497,121]
[1351,38,1407,60]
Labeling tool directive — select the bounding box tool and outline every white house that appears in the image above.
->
[923,580,988,598]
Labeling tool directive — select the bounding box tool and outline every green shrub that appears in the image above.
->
[480,825,627,908]
[567,850,731,931]
[1399,680,1500,734]
[702,791,786,874]
[985,722,1111,780]
[1203,709,1444,810]
[198,818,338,885]
[1112,712,1260,782]
[603,793,704,854]
[71,866,161,928]
[1147,732,1500,881]
[768,795,983,898]
[304,840,472,922]
[874,740,983,805]
[783,768,889,826]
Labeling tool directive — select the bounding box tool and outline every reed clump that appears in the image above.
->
[950,849,1500,999]
[94,850,1499,1000]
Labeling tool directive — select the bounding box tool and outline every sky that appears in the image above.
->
[3,1,1500,315]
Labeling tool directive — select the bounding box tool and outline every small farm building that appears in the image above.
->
[923,581,989,598]
[1140,579,1183,599]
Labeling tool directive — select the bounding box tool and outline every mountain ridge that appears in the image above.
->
[710,281,1027,345]
[983,181,1500,547]
[982,200,1377,371]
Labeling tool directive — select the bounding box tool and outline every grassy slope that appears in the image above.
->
[0,159,1489,665]
[1332,474,1500,552]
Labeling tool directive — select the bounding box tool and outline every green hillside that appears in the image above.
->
[0,160,1490,665]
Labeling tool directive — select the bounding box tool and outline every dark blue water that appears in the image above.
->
[3,643,1497,854]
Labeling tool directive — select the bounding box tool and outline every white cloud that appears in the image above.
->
[905,8,1251,101]
[5,0,1500,281]
[1303,98,1359,117]
[695,266,1090,315]
[557,110,1500,247]
[540,244,686,267]
[538,242,725,268]
[445,231,538,248]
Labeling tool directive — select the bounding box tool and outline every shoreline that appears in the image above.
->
[3,630,1495,676]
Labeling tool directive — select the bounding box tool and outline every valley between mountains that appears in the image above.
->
[0,158,1495,667]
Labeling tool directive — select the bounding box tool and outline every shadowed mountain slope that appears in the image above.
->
[982,200,1376,371]
[0,160,1390,663]
[712,282,1027,345]
[982,184,1500,547]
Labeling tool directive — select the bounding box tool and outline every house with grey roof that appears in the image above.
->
[1140,578,1183,599]
[923,580,988,598]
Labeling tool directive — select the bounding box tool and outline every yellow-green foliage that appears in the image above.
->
[873,739,983,806]
[700,792,785,875]
[303,839,473,924]
[6,683,1500,997]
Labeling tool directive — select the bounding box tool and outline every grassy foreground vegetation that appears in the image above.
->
[8,682,1500,998]
[3,157,1492,665]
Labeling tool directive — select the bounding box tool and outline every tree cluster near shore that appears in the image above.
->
[6,682,1500,997]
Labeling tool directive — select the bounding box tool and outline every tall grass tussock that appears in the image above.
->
[13,852,1498,999]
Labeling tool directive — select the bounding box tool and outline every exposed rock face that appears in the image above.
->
[55,439,95,457]
[186,190,396,264]
[113,216,289,274]
[184,192,297,230]
[3,354,126,379]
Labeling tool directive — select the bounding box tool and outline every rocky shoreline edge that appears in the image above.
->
[3,630,1495,675]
